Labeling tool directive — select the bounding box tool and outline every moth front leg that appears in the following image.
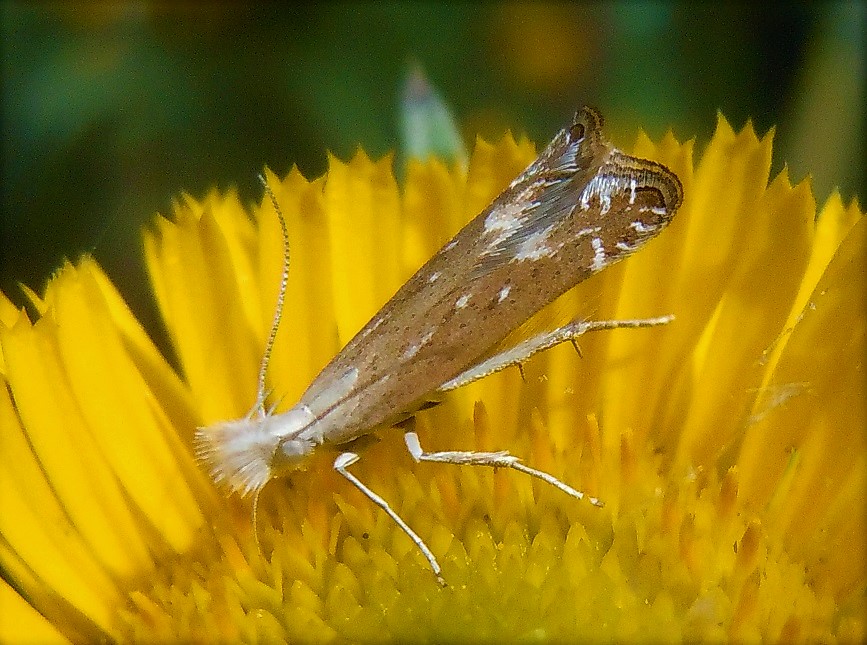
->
[404,432,603,507]
[333,452,446,585]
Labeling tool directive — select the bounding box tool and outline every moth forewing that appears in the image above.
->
[294,107,682,443]
[196,105,683,507]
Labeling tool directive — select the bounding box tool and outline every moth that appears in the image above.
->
[196,106,683,580]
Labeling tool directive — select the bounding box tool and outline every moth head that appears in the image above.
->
[195,408,316,497]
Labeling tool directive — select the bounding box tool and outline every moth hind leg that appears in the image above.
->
[438,314,674,393]
[404,431,603,507]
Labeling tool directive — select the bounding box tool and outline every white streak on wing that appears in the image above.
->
[591,237,607,271]
[483,182,546,252]
[399,330,435,361]
[615,240,641,252]
[306,367,359,417]
[359,315,385,339]
[507,172,526,189]
[640,205,669,217]
[455,293,471,309]
[580,172,631,216]
[630,220,652,234]
[513,225,555,262]
[629,178,637,204]
[420,329,436,346]
[484,200,527,235]
[428,271,441,283]
[577,226,602,237]
[498,284,511,303]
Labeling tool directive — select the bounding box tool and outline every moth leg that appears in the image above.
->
[404,432,603,507]
[333,452,445,585]
[438,315,673,392]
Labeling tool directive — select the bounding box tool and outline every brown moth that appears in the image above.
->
[196,106,683,580]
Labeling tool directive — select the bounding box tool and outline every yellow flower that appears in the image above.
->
[1,114,863,643]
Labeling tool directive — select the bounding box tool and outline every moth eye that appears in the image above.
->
[569,122,586,141]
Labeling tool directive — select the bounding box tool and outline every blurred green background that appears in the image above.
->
[2,2,864,344]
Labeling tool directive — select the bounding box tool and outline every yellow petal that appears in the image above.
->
[738,215,865,597]
[322,151,402,342]
[0,579,72,645]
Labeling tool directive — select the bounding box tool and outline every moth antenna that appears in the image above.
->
[252,486,264,561]
[254,173,291,419]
